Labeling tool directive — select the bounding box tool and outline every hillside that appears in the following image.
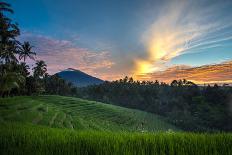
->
[56,68,104,87]
[0,95,179,132]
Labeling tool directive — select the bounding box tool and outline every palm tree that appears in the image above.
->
[0,1,19,64]
[18,42,36,62]
[0,42,18,63]
[19,62,30,77]
[32,60,47,94]
[0,1,19,42]
[0,2,14,14]
[0,71,25,97]
[33,60,47,79]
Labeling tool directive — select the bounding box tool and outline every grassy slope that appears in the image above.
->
[0,95,179,132]
[1,96,232,154]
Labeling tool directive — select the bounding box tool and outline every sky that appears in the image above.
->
[8,0,232,83]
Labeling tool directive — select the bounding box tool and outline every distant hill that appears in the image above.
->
[0,95,179,132]
[56,68,104,87]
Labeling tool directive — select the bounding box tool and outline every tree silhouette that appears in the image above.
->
[19,42,36,62]
[0,1,19,64]
[33,60,47,79]
[0,2,13,14]
[0,71,25,97]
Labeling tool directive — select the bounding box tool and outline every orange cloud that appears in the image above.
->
[135,0,232,76]
[135,61,232,84]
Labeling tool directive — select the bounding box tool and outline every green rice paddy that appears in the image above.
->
[0,95,231,154]
[0,95,178,132]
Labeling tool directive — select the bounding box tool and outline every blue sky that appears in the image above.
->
[8,0,232,80]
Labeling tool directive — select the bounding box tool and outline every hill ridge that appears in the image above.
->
[0,95,179,132]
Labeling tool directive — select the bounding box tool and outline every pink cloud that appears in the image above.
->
[19,32,114,80]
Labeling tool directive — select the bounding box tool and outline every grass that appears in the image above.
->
[1,95,232,154]
[0,123,231,155]
[0,95,179,132]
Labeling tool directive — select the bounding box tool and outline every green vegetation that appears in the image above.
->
[0,123,232,155]
[2,95,231,154]
[0,1,232,154]
[0,95,178,131]
[1,1,232,132]
[79,77,232,131]
[0,1,77,97]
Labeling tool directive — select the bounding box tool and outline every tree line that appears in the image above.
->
[77,77,232,132]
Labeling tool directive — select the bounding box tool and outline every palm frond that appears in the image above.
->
[0,2,11,7]
[0,7,13,14]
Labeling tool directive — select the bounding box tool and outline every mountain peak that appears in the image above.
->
[64,68,79,72]
[56,69,104,87]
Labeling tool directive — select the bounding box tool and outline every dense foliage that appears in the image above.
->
[77,77,232,132]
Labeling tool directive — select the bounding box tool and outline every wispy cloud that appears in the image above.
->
[136,61,232,84]
[19,32,114,79]
[134,0,232,75]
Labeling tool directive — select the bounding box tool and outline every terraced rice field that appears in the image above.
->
[1,96,232,154]
[0,95,179,132]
